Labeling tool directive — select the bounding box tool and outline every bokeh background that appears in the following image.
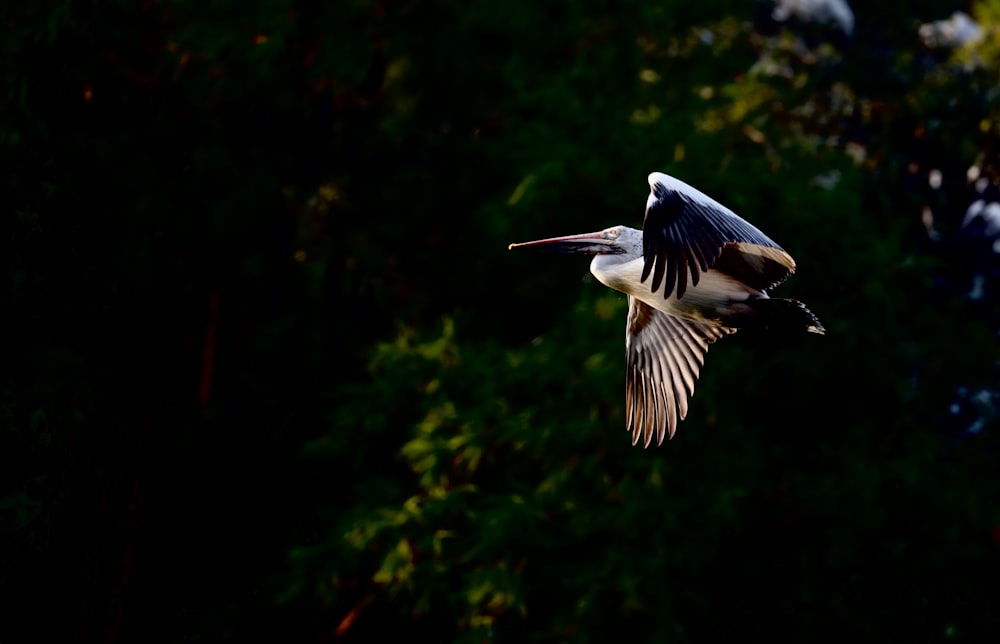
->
[4,1,1000,641]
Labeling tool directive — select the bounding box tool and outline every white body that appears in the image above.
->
[590,245,764,327]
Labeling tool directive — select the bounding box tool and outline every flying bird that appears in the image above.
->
[509,172,824,447]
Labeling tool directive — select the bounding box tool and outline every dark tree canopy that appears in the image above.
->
[3,1,1000,642]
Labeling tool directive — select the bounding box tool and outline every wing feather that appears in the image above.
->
[625,296,735,446]
[642,172,792,299]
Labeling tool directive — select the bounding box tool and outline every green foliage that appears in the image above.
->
[5,0,1000,642]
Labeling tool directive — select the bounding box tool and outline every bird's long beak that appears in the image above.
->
[508,231,613,254]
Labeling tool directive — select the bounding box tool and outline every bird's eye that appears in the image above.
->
[607,228,620,238]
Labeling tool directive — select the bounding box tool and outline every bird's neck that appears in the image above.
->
[590,254,641,294]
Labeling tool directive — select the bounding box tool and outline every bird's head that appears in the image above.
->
[508,225,639,255]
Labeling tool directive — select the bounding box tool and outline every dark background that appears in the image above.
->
[4,1,1000,642]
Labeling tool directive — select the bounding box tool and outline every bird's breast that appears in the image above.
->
[590,256,764,323]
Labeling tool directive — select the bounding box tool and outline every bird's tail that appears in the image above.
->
[746,298,826,335]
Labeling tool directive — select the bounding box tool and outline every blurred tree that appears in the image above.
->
[3,1,999,643]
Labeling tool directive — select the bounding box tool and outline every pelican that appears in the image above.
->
[509,172,824,447]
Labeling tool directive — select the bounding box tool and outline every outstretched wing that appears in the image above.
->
[625,297,735,447]
[641,172,794,299]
